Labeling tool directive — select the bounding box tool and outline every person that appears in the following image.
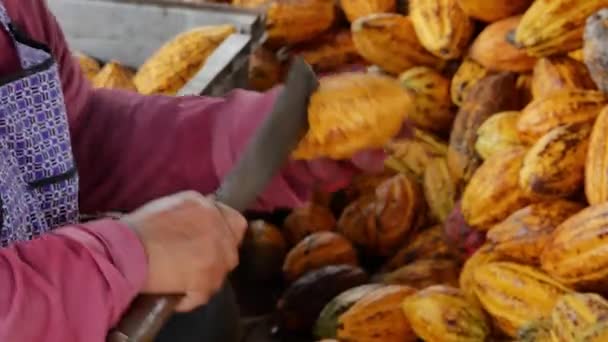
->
[0,0,385,341]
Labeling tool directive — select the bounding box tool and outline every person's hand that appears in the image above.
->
[120,191,247,312]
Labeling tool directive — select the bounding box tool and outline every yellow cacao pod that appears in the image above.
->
[470,16,537,72]
[74,52,101,81]
[448,72,521,187]
[283,202,336,246]
[584,9,608,95]
[541,203,608,290]
[462,148,531,230]
[516,319,553,342]
[514,0,608,57]
[380,258,461,289]
[473,262,571,337]
[283,231,358,283]
[248,46,284,92]
[475,111,522,161]
[265,0,336,46]
[292,73,410,160]
[450,58,491,107]
[337,285,418,342]
[487,200,584,265]
[292,30,363,73]
[385,128,448,181]
[409,0,474,59]
[351,13,443,75]
[586,106,608,205]
[423,157,456,222]
[92,61,137,91]
[339,0,396,23]
[459,244,503,304]
[516,90,608,144]
[402,285,490,342]
[456,0,532,22]
[398,67,455,134]
[579,321,608,341]
[531,56,596,100]
[550,293,608,342]
[519,123,591,199]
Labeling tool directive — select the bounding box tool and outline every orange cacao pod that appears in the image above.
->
[585,106,608,205]
[283,202,336,245]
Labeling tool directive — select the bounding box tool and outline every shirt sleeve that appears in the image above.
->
[0,219,147,342]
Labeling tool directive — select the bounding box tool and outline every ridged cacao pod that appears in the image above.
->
[550,293,608,342]
[519,123,591,199]
[398,67,455,134]
[541,203,608,290]
[448,72,520,186]
[450,58,491,107]
[238,220,288,282]
[473,262,571,337]
[513,0,608,57]
[292,73,411,160]
[337,285,418,342]
[470,16,537,73]
[283,231,358,283]
[423,157,456,222]
[516,90,608,145]
[248,46,284,91]
[487,200,584,265]
[343,171,395,202]
[585,9,608,96]
[265,0,336,46]
[385,128,448,181]
[579,321,608,341]
[380,258,461,289]
[462,148,531,230]
[351,13,443,75]
[456,0,532,22]
[531,56,596,100]
[459,244,503,304]
[339,0,396,23]
[283,202,336,246]
[74,52,101,81]
[292,30,364,73]
[474,111,522,161]
[277,264,368,332]
[586,106,608,205]
[337,174,422,256]
[516,319,553,342]
[444,201,487,259]
[92,61,137,91]
[409,0,474,60]
[381,225,452,273]
[402,285,490,342]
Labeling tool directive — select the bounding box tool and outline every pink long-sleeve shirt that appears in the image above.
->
[0,0,358,340]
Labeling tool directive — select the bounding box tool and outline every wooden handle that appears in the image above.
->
[106,294,181,342]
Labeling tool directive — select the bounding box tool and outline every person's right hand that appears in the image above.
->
[120,191,247,312]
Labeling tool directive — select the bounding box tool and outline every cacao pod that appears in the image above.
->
[292,73,411,160]
[283,231,358,283]
[514,0,608,57]
[585,9,608,96]
[339,0,396,23]
[579,320,608,341]
[265,0,336,46]
[385,128,448,181]
[456,0,532,22]
[401,285,490,342]
[470,16,537,72]
[381,225,452,273]
[423,157,456,222]
[283,202,336,246]
[519,123,591,199]
[292,30,364,73]
[448,72,520,186]
[474,111,522,161]
[516,319,553,342]
[550,293,608,342]
[337,174,422,256]
[351,13,443,75]
[380,258,461,289]
[473,262,571,336]
[487,200,584,265]
[134,25,235,95]
[541,203,608,290]
[459,244,503,303]
[313,284,384,339]
[450,58,491,107]
[92,61,137,91]
[277,264,368,332]
[586,106,608,205]
[461,148,531,230]
[337,285,417,342]
[398,67,455,134]
[238,220,288,282]
[248,46,284,92]
[531,56,596,100]
[409,0,474,59]
[444,201,486,259]
[74,52,101,81]
[516,89,608,144]
[343,171,395,201]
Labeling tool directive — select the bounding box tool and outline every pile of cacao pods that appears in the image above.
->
[231,0,608,341]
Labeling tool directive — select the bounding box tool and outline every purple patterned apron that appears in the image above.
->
[0,1,79,246]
